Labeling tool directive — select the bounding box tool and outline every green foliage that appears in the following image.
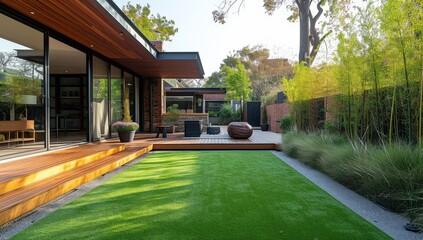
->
[111,121,139,132]
[0,73,42,107]
[232,109,241,122]
[281,130,309,158]
[223,60,252,103]
[122,3,178,41]
[283,131,423,226]
[208,111,218,117]
[282,0,423,144]
[262,92,277,105]
[111,79,123,123]
[205,71,225,88]
[163,104,180,122]
[282,62,336,131]
[279,115,294,133]
[218,103,234,124]
[209,45,293,101]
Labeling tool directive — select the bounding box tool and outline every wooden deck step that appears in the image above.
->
[0,143,126,195]
[153,143,278,150]
[0,144,153,226]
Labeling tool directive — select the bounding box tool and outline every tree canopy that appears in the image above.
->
[213,0,347,65]
[122,2,178,41]
[206,45,293,101]
[222,59,253,103]
[282,0,423,145]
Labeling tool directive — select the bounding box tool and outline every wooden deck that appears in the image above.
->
[135,128,282,150]
[0,129,281,226]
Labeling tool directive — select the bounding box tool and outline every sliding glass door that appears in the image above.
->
[111,65,122,137]
[0,13,45,160]
[49,37,87,146]
[93,57,109,140]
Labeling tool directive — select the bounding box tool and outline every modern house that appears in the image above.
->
[165,87,226,114]
[0,0,204,159]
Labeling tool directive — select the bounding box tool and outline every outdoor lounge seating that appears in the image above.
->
[207,126,220,135]
[184,120,202,137]
[227,122,253,139]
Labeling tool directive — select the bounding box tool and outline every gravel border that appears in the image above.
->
[271,151,422,240]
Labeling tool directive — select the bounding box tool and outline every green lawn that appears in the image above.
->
[13,151,391,239]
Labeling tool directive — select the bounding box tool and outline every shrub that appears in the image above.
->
[282,131,423,227]
[163,104,180,122]
[208,111,218,117]
[320,142,374,191]
[219,103,234,124]
[323,120,339,133]
[368,144,423,216]
[283,131,347,169]
[111,121,139,132]
[281,131,309,158]
[280,115,294,132]
[231,109,241,122]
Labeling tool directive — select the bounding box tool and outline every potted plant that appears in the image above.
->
[260,103,269,131]
[112,121,139,142]
[197,98,203,107]
[163,104,180,133]
[112,80,139,142]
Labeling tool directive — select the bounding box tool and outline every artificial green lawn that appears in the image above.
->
[13,151,391,239]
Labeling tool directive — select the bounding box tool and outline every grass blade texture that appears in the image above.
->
[13,151,391,240]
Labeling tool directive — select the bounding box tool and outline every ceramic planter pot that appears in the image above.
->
[117,130,136,142]
[260,124,269,131]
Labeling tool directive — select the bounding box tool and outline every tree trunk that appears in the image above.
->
[298,0,310,64]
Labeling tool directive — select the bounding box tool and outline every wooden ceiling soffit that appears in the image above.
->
[115,53,205,79]
[0,1,156,60]
[0,1,204,79]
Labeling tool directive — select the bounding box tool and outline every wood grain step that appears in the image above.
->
[0,144,152,226]
[152,143,277,150]
[0,143,126,195]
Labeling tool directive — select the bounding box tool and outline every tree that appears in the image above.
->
[205,71,225,88]
[207,45,293,100]
[122,2,178,41]
[281,0,423,145]
[213,0,346,65]
[0,52,14,69]
[222,60,252,118]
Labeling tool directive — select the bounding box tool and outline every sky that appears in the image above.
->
[113,0,299,77]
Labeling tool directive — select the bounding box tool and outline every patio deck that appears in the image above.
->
[0,129,281,226]
[136,127,282,150]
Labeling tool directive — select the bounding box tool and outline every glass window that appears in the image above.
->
[93,57,109,140]
[49,37,86,145]
[123,71,135,122]
[166,96,193,113]
[134,76,140,123]
[111,65,122,135]
[206,101,226,113]
[0,13,44,160]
